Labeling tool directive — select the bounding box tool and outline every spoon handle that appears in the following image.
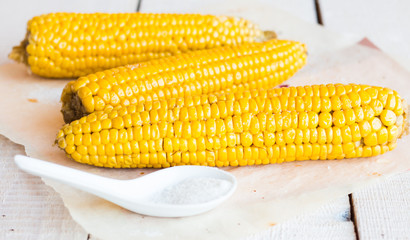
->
[14,155,121,197]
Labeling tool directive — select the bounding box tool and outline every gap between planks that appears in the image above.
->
[136,0,142,12]
[314,0,323,25]
[349,194,360,240]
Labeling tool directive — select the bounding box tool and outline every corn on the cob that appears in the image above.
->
[56,83,408,168]
[60,39,307,123]
[9,12,276,78]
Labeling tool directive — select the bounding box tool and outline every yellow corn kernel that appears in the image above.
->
[364,132,378,146]
[340,126,352,143]
[369,117,382,132]
[350,123,362,142]
[333,110,346,127]
[380,109,397,126]
[319,112,332,128]
[344,109,356,126]
[298,112,309,129]
[358,120,372,137]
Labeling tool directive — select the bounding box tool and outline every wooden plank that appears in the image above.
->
[248,197,355,239]
[0,134,88,240]
[318,0,410,71]
[351,173,410,239]
[319,1,410,239]
[139,0,317,24]
[0,0,139,65]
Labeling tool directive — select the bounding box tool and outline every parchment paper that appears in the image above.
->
[1,8,410,240]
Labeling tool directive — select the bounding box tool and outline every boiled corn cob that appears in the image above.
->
[56,83,408,168]
[9,12,276,78]
[60,39,307,123]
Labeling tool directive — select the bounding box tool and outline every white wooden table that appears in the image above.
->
[1,0,409,239]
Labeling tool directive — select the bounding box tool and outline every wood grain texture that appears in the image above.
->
[351,173,410,239]
[244,197,355,240]
[0,134,88,240]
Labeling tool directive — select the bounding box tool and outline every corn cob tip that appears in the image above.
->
[262,31,277,41]
[9,36,28,64]
[61,92,88,123]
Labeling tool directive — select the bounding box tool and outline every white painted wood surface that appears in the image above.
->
[1,0,409,239]
[351,173,410,239]
[244,197,355,240]
[0,135,88,240]
[140,0,317,24]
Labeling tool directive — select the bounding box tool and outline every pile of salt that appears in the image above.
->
[152,177,232,205]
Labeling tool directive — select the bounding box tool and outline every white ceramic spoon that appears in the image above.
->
[14,155,237,217]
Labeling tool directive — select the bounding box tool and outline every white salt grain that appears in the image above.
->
[151,177,232,205]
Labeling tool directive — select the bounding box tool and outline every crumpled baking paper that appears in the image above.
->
[1,8,410,240]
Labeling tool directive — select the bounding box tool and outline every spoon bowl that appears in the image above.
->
[14,155,237,217]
